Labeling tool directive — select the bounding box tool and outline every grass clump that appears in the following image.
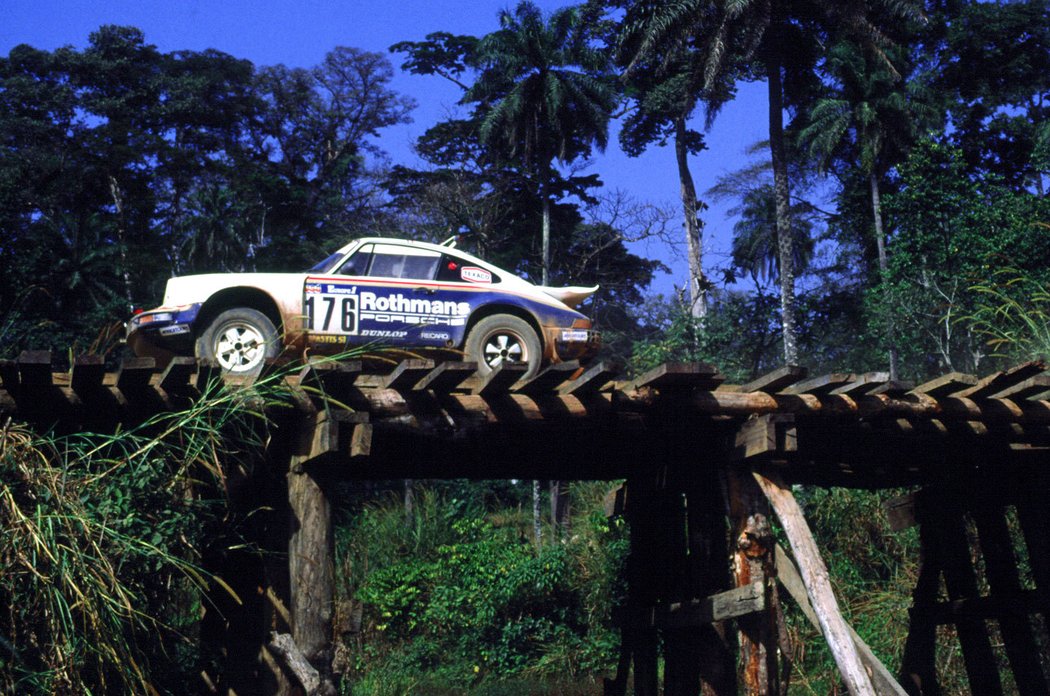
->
[0,372,289,694]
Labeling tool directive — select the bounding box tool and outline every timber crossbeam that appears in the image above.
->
[3,353,1049,484]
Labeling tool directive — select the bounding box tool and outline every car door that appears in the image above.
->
[303,242,476,352]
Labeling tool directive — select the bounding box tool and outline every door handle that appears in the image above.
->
[414,287,436,295]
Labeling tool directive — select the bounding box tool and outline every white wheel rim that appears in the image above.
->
[214,323,267,372]
[482,332,526,367]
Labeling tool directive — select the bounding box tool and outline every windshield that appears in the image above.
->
[306,251,344,274]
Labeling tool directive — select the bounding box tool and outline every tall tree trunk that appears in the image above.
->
[675,116,707,319]
[108,175,134,312]
[540,168,551,286]
[766,58,799,366]
[532,479,543,545]
[870,171,899,379]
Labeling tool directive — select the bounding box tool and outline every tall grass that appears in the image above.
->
[966,266,1050,361]
[0,367,297,694]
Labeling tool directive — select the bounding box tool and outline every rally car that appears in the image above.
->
[127,237,601,378]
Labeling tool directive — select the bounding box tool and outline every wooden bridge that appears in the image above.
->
[3,350,1050,695]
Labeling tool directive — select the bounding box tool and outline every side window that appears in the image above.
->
[437,254,500,284]
[335,244,373,276]
[367,244,441,280]
[435,255,463,282]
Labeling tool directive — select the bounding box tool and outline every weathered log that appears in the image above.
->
[753,468,876,696]
[267,632,335,696]
[775,545,907,696]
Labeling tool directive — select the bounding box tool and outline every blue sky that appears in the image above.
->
[0,0,771,295]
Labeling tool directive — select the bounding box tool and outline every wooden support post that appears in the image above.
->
[726,468,780,696]
[934,493,1003,695]
[752,468,876,696]
[971,505,1049,696]
[287,414,338,695]
[684,468,736,696]
[899,495,942,696]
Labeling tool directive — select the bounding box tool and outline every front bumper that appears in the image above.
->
[125,304,202,358]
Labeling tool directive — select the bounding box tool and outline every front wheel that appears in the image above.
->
[464,314,542,380]
[196,307,279,375]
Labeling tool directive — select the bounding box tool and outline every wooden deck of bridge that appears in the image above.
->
[2,351,1049,695]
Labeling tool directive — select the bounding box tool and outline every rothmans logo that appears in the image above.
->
[360,291,470,317]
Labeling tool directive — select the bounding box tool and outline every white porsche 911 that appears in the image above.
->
[127,237,601,378]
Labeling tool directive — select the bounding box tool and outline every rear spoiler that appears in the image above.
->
[538,285,598,310]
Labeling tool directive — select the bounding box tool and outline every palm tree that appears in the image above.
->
[618,4,732,320]
[467,1,616,285]
[800,41,934,377]
[620,0,923,364]
[730,185,814,287]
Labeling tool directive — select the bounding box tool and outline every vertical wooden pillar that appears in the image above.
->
[934,490,1003,696]
[899,495,942,696]
[288,469,334,667]
[685,468,736,696]
[725,468,779,696]
[622,474,661,696]
[972,504,1049,696]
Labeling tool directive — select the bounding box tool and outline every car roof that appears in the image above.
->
[339,237,510,276]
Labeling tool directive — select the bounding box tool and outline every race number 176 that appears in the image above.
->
[305,294,358,334]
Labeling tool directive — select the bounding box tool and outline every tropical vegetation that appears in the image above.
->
[2,0,1049,693]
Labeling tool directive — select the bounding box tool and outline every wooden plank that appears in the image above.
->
[989,374,1050,401]
[413,361,477,393]
[866,380,915,397]
[159,356,197,393]
[733,414,797,461]
[298,360,362,400]
[830,372,890,396]
[918,590,1050,623]
[781,373,854,396]
[775,545,909,696]
[660,582,765,628]
[740,365,808,394]
[911,372,978,398]
[625,362,724,392]
[293,410,371,469]
[558,360,620,396]
[70,355,105,395]
[17,350,53,387]
[515,360,579,396]
[472,362,527,397]
[377,359,435,391]
[752,468,876,696]
[116,356,156,393]
[955,361,1046,400]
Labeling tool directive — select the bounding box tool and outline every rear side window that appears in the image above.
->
[436,253,500,284]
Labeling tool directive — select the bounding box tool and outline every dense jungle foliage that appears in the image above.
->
[1,0,1049,693]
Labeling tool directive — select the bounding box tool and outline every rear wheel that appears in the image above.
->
[196,307,279,375]
[465,314,542,380]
